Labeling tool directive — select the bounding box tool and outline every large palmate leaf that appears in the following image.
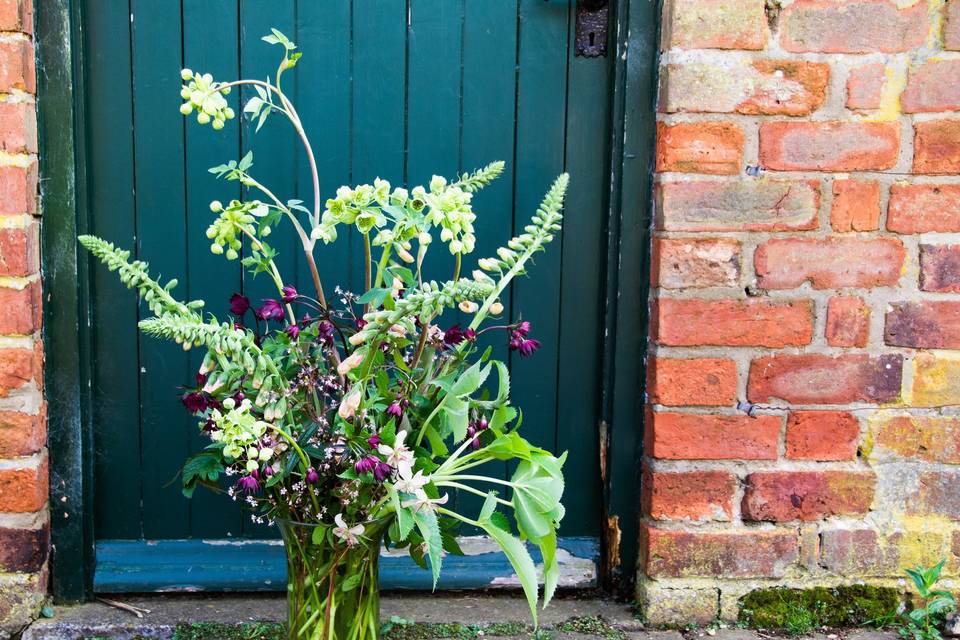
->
[511,452,566,543]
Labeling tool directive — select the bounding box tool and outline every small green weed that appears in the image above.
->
[898,560,957,640]
[171,621,284,640]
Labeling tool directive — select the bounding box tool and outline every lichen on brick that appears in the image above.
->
[738,585,900,629]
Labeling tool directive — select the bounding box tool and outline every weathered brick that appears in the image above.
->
[820,529,898,574]
[868,414,960,464]
[0,0,32,34]
[786,411,860,461]
[826,296,871,348]
[947,0,960,50]
[779,0,929,53]
[921,245,960,293]
[664,0,768,50]
[661,60,829,116]
[651,237,740,289]
[910,471,960,519]
[902,60,960,113]
[743,471,875,522]
[0,455,46,512]
[655,122,743,175]
[748,354,903,404]
[0,525,47,573]
[648,357,737,407]
[759,121,900,171]
[0,38,34,93]
[0,162,37,215]
[910,353,960,407]
[643,524,799,578]
[0,223,37,276]
[755,237,904,289]
[654,298,813,347]
[640,585,720,626]
[914,119,960,174]
[888,184,960,233]
[846,62,886,110]
[647,412,780,460]
[657,180,820,232]
[885,301,960,349]
[0,347,35,396]
[0,406,44,457]
[0,101,36,154]
[643,469,736,521]
[0,281,38,335]
[831,179,880,232]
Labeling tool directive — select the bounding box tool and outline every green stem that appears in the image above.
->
[438,481,511,506]
[372,245,393,290]
[453,252,461,281]
[363,232,372,313]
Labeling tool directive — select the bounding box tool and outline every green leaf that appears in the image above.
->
[444,397,470,443]
[238,151,254,172]
[390,488,414,542]
[450,361,491,397]
[540,532,558,609]
[341,574,361,592]
[311,524,329,546]
[182,451,224,498]
[357,287,390,307]
[479,520,539,627]
[413,508,443,590]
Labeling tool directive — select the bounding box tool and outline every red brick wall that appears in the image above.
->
[643,0,960,624]
[0,0,46,634]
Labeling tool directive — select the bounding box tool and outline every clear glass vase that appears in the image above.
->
[278,518,388,640]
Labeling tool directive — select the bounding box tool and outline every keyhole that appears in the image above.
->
[588,32,595,46]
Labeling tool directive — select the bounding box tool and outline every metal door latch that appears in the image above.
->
[575,0,609,57]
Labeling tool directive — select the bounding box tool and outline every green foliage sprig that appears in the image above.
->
[900,560,957,640]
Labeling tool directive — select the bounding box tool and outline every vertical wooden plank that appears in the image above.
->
[459,0,518,527]
[183,0,245,539]
[295,0,353,306]
[509,0,570,460]
[85,0,142,540]
[130,0,190,539]
[555,22,610,538]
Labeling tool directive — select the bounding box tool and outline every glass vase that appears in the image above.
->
[278,518,388,640]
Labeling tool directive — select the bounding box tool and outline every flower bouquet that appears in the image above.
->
[80,29,567,640]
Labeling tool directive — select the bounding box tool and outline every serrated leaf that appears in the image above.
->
[444,396,469,443]
[450,361,490,397]
[413,508,443,590]
[182,451,224,498]
[480,520,539,627]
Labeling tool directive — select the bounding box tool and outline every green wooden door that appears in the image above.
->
[81,0,615,591]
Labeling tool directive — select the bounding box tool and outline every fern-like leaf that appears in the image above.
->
[453,161,506,193]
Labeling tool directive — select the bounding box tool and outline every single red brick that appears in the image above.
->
[759,121,900,171]
[0,223,38,276]
[870,415,960,464]
[654,298,813,348]
[885,301,960,349]
[786,411,860,461]
[846,62,886,110]
[655,122,743,175]
[643,524,799,578]
[647,412,780,460]
[664,0,769,50]
[888,184,960,233]
[651,237,741,289]
[902,60,960,113]
[820,529,898,574]
[920,244,960,293]
[748,353,903,404]
[0,455,46,512]
[779,0,928,53]
[0,0,31,33]
[648,357,737,407]
[831,179,881,232]
[755,237,904,289]
[0,347,34,397]
[910,471,960,519]
[644,469,736,522]
[0,405,44,457]
[0,101,36,153]
[914,119,960,175]
[740,61,830,116]
[947,0,960,50]
[742,471,875,522]
[657,180,820,232]
[0,524,48,573]
[0,38,34,93]
[0,161,36,215]
[826,296,871,348]
[0,281,39,334]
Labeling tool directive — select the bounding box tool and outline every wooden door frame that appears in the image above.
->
[37,0,661,602]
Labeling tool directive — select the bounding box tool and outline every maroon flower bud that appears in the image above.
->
[355,318,368,330]
[466,425,477,439]
[305,467,319,484]
[202,418,216,433]
[478,416,489,431]
[367,435,381,447]
[255,299,284,321]
[233,391,245,403]
[463,328,477,341]
[195,372,207,386]
[182,391,209,414]
[471,437,481,450]
[317,321,334,344]
[229,293,251,316]
[354,456,377,475]
[263,465,274,477]
[443,324,465,346]
[515,321,531,336]
[281,285,298,303]
[236,474,260,494]
[386,402,403,419]
[285,325,301,340]
[373,462,392,483]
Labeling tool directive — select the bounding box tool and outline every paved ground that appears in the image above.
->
[18,593,899,640]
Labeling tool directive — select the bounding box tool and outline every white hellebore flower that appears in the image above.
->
[401,492,449,514]
[338,389,362,420]
[332,513,365,546]
[394,469,429,496]
[378,430,414,478]
[337,351,364,375]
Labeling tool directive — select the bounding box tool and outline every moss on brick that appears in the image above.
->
[738,585,899,630]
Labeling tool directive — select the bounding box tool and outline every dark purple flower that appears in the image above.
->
[233,391,245,403]
[463,328,477,341]
[305,467,319,484]
[478,416,489,431]
[367,435,381,448]
[471,436,481,450]
[514,321,531,336]
[202,418,216,433]
[255,299,284,321]
[281,285,298,303]
[514,337,540,358]
[263,465,274,477]
[443,324,465,345]
[386,401,403,419]
[355,318,368,330]
[285,325,301,340]
[373,462,392,483]
[196,372,207,386]
[229,293,250,316]
[182,391,209,414]
[354,456,377,475]
[236,474,260,494]
[317,321,335,344]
